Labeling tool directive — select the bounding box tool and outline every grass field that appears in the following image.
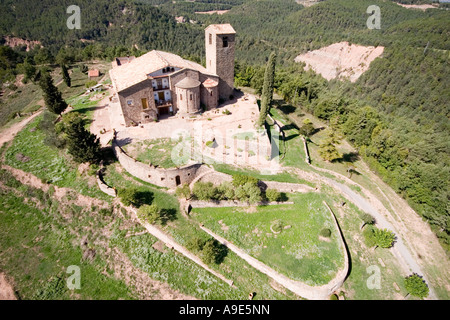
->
[0,170,135,300]
[4,116,110,201]
[122,138,192,169]
[192,192,345,286]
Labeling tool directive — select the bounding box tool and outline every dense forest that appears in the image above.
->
[0,0,449,250]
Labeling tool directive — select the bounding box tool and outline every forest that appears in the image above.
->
[0,0,449,250]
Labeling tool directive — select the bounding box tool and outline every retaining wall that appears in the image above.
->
[112,135,204,188]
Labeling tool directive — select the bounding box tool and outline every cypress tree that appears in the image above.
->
[61,64,71,87]
[39,70,68,115]
[258,52,277,127]
[65,117,101,164]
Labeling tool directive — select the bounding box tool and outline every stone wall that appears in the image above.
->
[96,170,117,197]
[118,79,156,126]
[112,135,204,188]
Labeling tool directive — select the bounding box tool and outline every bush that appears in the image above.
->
[232,174,259,187]
[186,237,206,252]
[85,80,97,88]
[118,188,140,207]
[216,182,235,200]
[201,239,228,265]
[137,204,161,224]
[192,182,218,201]
[175,184,191,199]
[242,181,262,204]
[265,188,281,202]
[404,274,429,299]
[320,228,332,238]
[222,109,231,115]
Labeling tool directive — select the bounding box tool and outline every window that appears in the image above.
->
[209,33,212,45]
[223,36,228,48]
[127,100,133,106]
[180,94,182,101]
[190,94,193,101]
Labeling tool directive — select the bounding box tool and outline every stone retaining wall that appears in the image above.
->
[112,135,204,188]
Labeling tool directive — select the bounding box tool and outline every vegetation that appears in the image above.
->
[404,274,429,299]
[363,226,396,249]
[38,70,67,115]
[192,192,344,285]
[137,204,161,224]
[257,52,276,127]
[64,117,101,164]
[61,64,71,88]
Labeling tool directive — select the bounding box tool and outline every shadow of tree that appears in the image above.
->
[136,190,154,207]
[159,208,177,225]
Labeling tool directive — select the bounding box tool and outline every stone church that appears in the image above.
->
[109,24,236,127]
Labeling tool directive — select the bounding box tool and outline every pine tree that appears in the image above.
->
[258,52,277,127]
[61,64,71,87]
[39,70,67,115]
[65,117,101,164]
[319,130,342,162]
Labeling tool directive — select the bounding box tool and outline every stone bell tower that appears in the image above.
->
[205,24,236,101]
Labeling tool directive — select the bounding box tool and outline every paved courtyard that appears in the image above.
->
[91,88,283,173]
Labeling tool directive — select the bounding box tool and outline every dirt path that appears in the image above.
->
[128,207,236,289]
[0,111,42,148]
[0,273,17,300]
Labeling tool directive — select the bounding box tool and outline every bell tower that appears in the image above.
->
[205,24,236,100]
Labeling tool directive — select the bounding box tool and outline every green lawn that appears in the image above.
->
[192,192,345,286]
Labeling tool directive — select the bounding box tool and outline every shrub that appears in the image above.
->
[222,109,231,115]
[201,239,228,265]
[404,274,429,299]
[320,228,332,238]
[242,181,262,204]
[265,189,281,202]
[192,182,218,201]
[216,182,235,200]
[232,174,259,187]
[175,184,191,199]
[137,204,161,224]
[85,80,97,88]
[118,188,140,207]
[186,237,205,252]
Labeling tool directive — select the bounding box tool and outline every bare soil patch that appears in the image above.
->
[295,42,384,82]
[0,273,17,300]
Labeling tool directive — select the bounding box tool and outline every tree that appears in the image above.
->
[192,182,217,200]
[201,239,227,265]
[404,274,429,299]
[360,213,376,230]
[175,183,191,199]
[64,117,101,163]
[373,228,396,249]
[257,52,277,127]
[299,118,315,137]
[242,181,262,204]
[117,188,141,207]
[319,129,342,162]
[39,70,67,115]
[61,64,71,87]
[265,188,281,202]
[137,204,161,224]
